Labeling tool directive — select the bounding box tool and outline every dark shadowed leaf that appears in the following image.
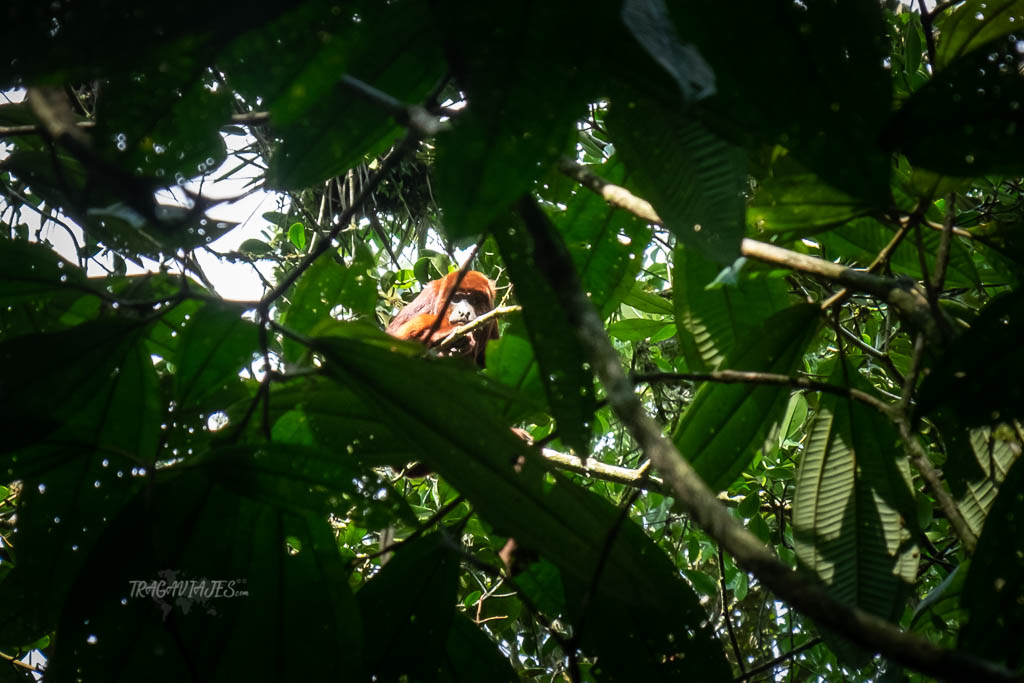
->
[959,456,1024,664]
[49,468,363,682]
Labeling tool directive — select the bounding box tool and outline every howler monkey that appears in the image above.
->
[386,270,498,364]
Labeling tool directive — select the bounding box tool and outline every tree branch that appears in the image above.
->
[514,194,1018,683]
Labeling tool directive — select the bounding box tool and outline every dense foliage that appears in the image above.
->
[1,1,1023,681]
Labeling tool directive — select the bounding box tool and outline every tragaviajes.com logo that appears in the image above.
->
[129,569,248,620]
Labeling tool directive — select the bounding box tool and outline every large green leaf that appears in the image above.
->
[311,332,729,675]
[673,246,791,373]
[748,169,873,236]
[959,456,1024,664]
[941,419,1022,538]
[0,239,101,338]
[793,358,919,663]
[608,96,745,264]
[433,3,604,240]
[558,158,651,318]
[934,0,1024,69]
[48,467,363,682]
[673,304,820,491]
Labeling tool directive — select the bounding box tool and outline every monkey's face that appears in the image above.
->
[447,293,481,325]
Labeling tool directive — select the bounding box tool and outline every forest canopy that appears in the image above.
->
[1,1,1023,681]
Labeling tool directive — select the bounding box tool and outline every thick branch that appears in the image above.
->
[515,195,1018,683]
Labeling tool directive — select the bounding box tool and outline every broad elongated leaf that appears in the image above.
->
[493,214,596,455]
[673,246,791,373]
[935,0,1024,69]
[311,332,729,675]
[748,170,872,235]
[673,304,820,490]
[793,358,918,664]
[941,419,1022,537]
[558,158,651,318]
[0,239,101,338]
[608,96,745,264]
[960,456,1024,663]
[670,1,892,205]
[433,4,603,240]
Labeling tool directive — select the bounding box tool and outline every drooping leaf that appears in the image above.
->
[669,0,892,205]
[311,332,729,675]
[493,213,597,456]
[793,358,919,664]
[748,170,873,236]
[934,0,1024,70]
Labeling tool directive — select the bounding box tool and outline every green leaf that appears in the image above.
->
[493,214,596,455]
[608,318,673,343]
[262,2,444,189]
[558,158,651,318]
[672,304,820,491]
[748,169,873,235]
[793,358,919,664]
[608,96,745,264]
[670,1,892,205]
[94,69,230,181]
[918,290,1024,425]
[433,5,602,239]
[311,333,728,675]
[0,239,101,338]
[280,245,378,363]
[48,468,363,681]
[960,456,1024,663]
[934,0,1024,70]
[287,222,306,251]
[357,533,460,679]
[886,30,1024,176]
[673,246,791,372]
[443,614,516,682]
[817,217,979,288]
[175,300,259,410]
